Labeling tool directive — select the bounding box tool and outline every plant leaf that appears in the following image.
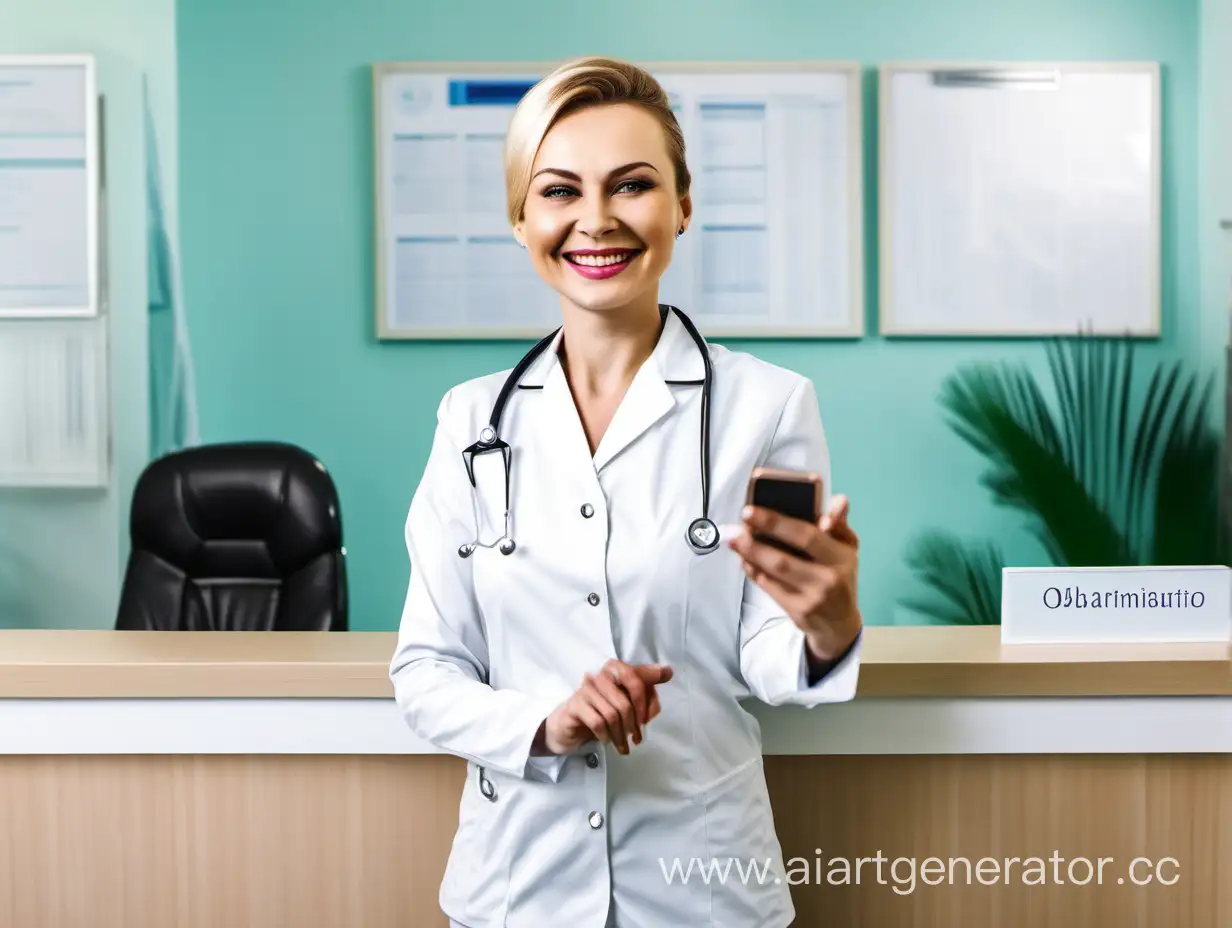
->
[900,530,1004,625]
[932,329,1224,573]
[1151,371,1225,565]
[938,363,1131,566]
[1126,361,1187,559]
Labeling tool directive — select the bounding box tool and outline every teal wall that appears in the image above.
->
[177,0,1203,631]
[0,0,173,628]
[1201,0,1232,381]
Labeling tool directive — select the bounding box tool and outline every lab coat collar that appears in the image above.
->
[516,306,709,472]
[652,304,709,385]
[516,305,707,388]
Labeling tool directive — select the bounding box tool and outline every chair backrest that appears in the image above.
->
[116,441,348,631]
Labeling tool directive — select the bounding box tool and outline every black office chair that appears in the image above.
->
[116,441,348,631]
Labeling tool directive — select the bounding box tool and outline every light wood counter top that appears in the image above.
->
[0,626,1227,699]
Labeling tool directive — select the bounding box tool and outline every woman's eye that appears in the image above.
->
[540,179,652,199]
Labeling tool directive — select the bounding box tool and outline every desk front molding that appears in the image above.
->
[0,626,1227,699]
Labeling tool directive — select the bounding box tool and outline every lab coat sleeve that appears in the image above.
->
[738,376,862,707]
[389,388,568,783]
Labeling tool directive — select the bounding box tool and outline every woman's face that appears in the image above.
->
[515,102,691,316]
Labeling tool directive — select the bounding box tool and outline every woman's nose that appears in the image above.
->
[576,196,619,238]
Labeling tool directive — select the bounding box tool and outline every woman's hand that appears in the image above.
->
[727,494,862,664]
[536,660,674,757]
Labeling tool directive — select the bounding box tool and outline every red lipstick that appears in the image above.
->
[561,247,642,280]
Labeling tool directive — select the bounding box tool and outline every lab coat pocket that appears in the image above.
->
[700,756,792,925]
[441,763,511,924]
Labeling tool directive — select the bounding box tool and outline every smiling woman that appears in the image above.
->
[504,72,691,321]
[388,55,864,928]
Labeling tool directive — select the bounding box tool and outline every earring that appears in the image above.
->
[676,226,684,238]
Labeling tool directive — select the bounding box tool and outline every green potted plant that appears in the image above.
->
[900,332,1227,625]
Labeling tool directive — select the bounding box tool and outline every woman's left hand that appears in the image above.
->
[726,494,862,663]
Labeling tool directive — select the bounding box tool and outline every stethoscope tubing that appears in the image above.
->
[458,305,719,558]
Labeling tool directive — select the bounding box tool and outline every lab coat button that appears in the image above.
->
[589,811,604,829]
[586,752,600,768]
[587,592,600,606]
[580,503,594,518]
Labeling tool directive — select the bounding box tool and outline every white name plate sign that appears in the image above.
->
[1001,566,1232,645]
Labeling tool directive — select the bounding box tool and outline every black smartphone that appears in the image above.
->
[745,466,823,560]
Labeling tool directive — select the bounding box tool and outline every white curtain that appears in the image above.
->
[144,74,199,458]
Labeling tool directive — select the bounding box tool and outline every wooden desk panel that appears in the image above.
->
[0,755,461,928]
[767,755,1232,927]
[1,754,1228,927]
[0,626,1228,697]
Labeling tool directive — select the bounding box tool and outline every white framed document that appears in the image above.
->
[0,54,100,318]
[372,60,864,340]
[0,315,110,487]
[879,61,1161,337]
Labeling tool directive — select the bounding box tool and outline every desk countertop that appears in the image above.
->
[0,626,1227,698]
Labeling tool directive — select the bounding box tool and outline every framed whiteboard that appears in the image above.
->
[0,316,110,487]
[373,60,864,340]
[879,61,1161,337]
[0,54,100,319]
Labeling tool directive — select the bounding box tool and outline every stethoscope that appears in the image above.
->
[457,304,720,559]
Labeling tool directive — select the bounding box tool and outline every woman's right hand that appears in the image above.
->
[536,660,674,756]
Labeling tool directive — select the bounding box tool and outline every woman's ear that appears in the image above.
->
[513,222,526,248]
[678,193,693,236]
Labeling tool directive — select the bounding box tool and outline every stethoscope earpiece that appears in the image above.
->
[458,538,514,558]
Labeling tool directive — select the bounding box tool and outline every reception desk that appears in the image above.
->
[1,626,1229,927]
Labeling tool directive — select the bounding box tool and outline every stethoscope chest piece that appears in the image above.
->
[686,517,720,554]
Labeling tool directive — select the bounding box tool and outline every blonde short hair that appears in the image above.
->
[503,56,691,225]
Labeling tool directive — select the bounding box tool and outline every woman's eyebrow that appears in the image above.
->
[531,161,660,181]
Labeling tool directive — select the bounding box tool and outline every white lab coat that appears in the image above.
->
[390,308,861,928]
